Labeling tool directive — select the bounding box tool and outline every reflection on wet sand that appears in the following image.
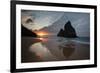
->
[59,41,75,58]
[21,37,90,63]
[29,42,57,61]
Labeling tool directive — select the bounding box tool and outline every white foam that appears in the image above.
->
[72,40,90,45]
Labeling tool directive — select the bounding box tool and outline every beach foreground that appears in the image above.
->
[21,37,90,63]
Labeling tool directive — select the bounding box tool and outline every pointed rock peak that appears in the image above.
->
[66,21,71,25]
[57,21,77,38]
[64,20,72,29]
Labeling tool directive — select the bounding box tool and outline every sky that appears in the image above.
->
[21,10,64,30]
[21,10,90,37]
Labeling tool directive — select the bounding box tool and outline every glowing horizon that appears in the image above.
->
[34,31,51,37]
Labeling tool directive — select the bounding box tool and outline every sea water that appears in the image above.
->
[40,36,90,44]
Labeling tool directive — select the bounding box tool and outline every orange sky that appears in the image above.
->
[33,31,51,37]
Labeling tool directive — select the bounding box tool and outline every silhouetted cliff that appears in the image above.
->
[21,25,37,37]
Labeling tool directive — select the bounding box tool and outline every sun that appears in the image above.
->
[38,32,45,36]
[35,31,48,37]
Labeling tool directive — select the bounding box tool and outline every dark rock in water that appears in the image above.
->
[57,21,77,38]
[21,25,37,37]
[57,29,64,36]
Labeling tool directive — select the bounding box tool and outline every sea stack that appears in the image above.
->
[21,25,37,37]
[57,21,77,38]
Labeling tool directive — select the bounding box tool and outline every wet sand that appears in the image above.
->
[21,37,90,63]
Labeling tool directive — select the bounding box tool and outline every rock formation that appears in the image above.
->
[57,21,77,38]
[21,25,37,37]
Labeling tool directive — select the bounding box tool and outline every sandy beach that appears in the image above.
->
[21,37,90,63]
